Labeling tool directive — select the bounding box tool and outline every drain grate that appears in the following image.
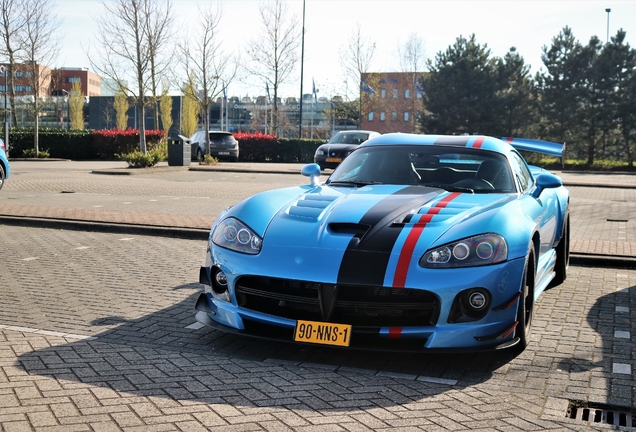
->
[607,219,629,222]
[567,401,635,428]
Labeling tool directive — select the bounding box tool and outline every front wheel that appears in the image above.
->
[516,244,536,351]
[0,164,5,190]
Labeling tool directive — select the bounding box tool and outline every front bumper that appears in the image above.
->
[196,252,527,352]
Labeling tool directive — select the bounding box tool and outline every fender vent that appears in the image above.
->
[567,401,635,428]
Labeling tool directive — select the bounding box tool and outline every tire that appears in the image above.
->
[516,244,535,351]
[552,212,570,286]
[0,163,5,191]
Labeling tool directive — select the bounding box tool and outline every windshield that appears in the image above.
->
[327,145,516,193]
[328,133,369,145]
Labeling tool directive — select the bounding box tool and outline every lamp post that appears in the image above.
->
[0,65,8,153]
[605,8,611,43]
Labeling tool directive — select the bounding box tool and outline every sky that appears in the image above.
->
[55,0,636,99]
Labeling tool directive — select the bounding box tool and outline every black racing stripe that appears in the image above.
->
[337,186,441,286]
[433,136,471,146]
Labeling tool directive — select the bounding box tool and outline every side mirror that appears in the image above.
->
[301,163,321,186]
[532,173,562,198]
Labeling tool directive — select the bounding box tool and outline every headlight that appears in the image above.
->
[212,218,262,254]
[420,234,507,268]
[315,149,325,156]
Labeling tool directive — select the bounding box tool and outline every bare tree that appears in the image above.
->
[338,23,376,126]
[398,32,426,73]
[397,32,426,133]
[90,0,172,153]
[20,0,60,156]
[0,0,27,128]
[244,0,300,136]
[146,0,173,131]
[179,3,236,154]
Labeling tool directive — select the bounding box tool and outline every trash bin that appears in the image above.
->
[167,136,191,166]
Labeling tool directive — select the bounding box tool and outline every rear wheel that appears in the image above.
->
[516,244,535,351]
[552,212,570,286]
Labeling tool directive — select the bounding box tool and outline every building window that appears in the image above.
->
[0,85,4,91]
[368,112,374,121]
[404,111,410,122]
[380,89,386,99]
[14,85,23,91]
[15,71,23,78]
[391,112,397,121]
[25,85,32,92]
[392,89,398,99]
[417,91,422,99]
[405,89,410,99]
[69,77,82,83]
[380,112,385,122]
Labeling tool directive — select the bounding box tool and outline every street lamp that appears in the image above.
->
[61,89,70,129]
[0,65,8,154]
[605,8,611,43]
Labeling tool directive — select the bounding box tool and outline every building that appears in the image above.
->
[359,72,424,134]
[0,62,52,97]
[52,68,102,97]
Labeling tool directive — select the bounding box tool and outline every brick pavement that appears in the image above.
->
[2,226,636,430]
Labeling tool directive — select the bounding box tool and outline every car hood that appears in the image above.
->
[226,184,513,249]
[221,184,515,286]
[317,143,358,152]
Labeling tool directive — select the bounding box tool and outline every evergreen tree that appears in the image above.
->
[419,34,498,135]
[494,47,536,137]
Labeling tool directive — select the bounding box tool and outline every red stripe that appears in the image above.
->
[472,136,485,148]
[392,192,461,288]
[388,327,402,339]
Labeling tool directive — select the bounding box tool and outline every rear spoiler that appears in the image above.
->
[501,137,564,157]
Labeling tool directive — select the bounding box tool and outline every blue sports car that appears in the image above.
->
[0,138,9,191]
[196,134,569,352]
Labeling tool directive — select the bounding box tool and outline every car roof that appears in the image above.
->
[335,130,379,135]
[360,133,512,156]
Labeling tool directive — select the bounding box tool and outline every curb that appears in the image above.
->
[0,216,209,240]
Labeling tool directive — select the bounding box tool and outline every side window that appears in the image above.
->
[509,152,533,192]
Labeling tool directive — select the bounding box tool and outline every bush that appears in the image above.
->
[22,148,50,158]
[116,147,166,168]
[200,154,218,165]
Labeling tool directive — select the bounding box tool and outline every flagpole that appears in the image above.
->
[299,0,306,138]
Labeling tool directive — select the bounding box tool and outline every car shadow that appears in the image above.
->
[556,281,635,407]
[15,281,522,410]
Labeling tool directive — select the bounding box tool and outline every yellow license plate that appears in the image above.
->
[294,320,352,347]
[326,157,342,163]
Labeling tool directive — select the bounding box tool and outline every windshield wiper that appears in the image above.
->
[423,183,474,194]
[328,180,384,187]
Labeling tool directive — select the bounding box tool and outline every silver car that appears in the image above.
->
[189,131,239,162]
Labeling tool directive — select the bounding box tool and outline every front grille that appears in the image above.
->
[235,276,440,327]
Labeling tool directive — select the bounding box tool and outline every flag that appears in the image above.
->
[312,78,317,103]
[266,82,271,103]
[361,79,376,95]
[222,82,227,101]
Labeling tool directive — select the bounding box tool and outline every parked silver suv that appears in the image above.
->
[189,131,239,162]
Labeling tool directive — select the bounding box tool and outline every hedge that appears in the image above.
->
[7,129,324,163]
[234,132,323,163]
[7,128,166,160]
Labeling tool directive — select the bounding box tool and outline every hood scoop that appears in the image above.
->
[328,222,371,238]
[288,195,338,220]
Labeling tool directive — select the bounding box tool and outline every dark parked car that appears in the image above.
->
[189,131,239,162]
[314,130,380,170]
